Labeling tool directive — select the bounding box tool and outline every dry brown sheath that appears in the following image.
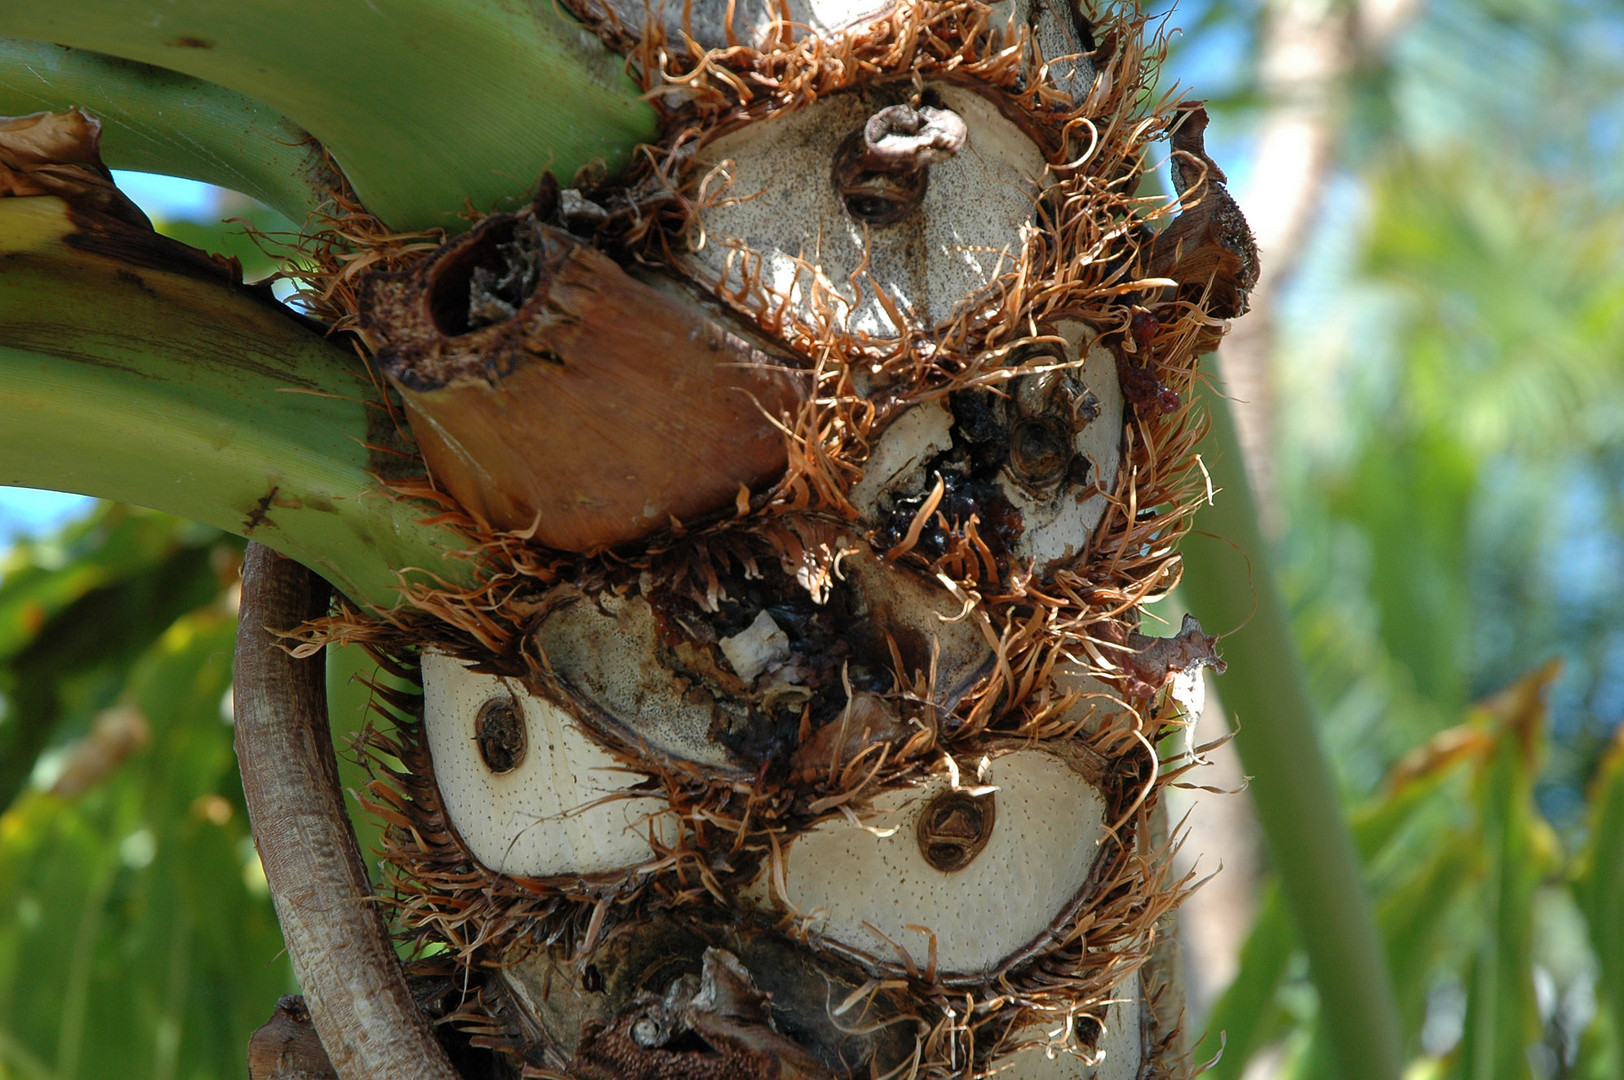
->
[358,217,805,551]
[1147,104,1258,320]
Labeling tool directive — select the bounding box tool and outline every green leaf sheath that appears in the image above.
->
[0,197,473,609]
[0,38,337,224]
[1574,733,1624,1071]
[0,0,657,230]
[1180,356,1404,1080]
[1459,720,1543,1080]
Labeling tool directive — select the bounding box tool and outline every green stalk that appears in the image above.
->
[0,196,475,609]
[0,0,657,230]
[0,38,337,224]
[1179,356,1403,1080]
[1574,730,1624,1070]
[1461,678,1546,1080]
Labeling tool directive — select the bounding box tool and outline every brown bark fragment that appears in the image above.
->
[1119,613,1227,700]
[1147,104,1259,320]
[248,996,339,1080]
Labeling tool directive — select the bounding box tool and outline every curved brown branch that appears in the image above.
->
[234,543,463,1080]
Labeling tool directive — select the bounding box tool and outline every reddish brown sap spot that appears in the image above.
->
[1118,311,1181,415]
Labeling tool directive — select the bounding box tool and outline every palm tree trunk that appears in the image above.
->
[3,2,1269,1076]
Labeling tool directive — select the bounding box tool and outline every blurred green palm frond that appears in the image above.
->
[1188,0,1624,1074]
[0,503,397,1080]
[1200,664,1624,1079]
[0,505,290,1080]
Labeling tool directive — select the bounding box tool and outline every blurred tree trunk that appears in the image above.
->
[1177,0,1419,1030]
[1219,0,1419,525]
